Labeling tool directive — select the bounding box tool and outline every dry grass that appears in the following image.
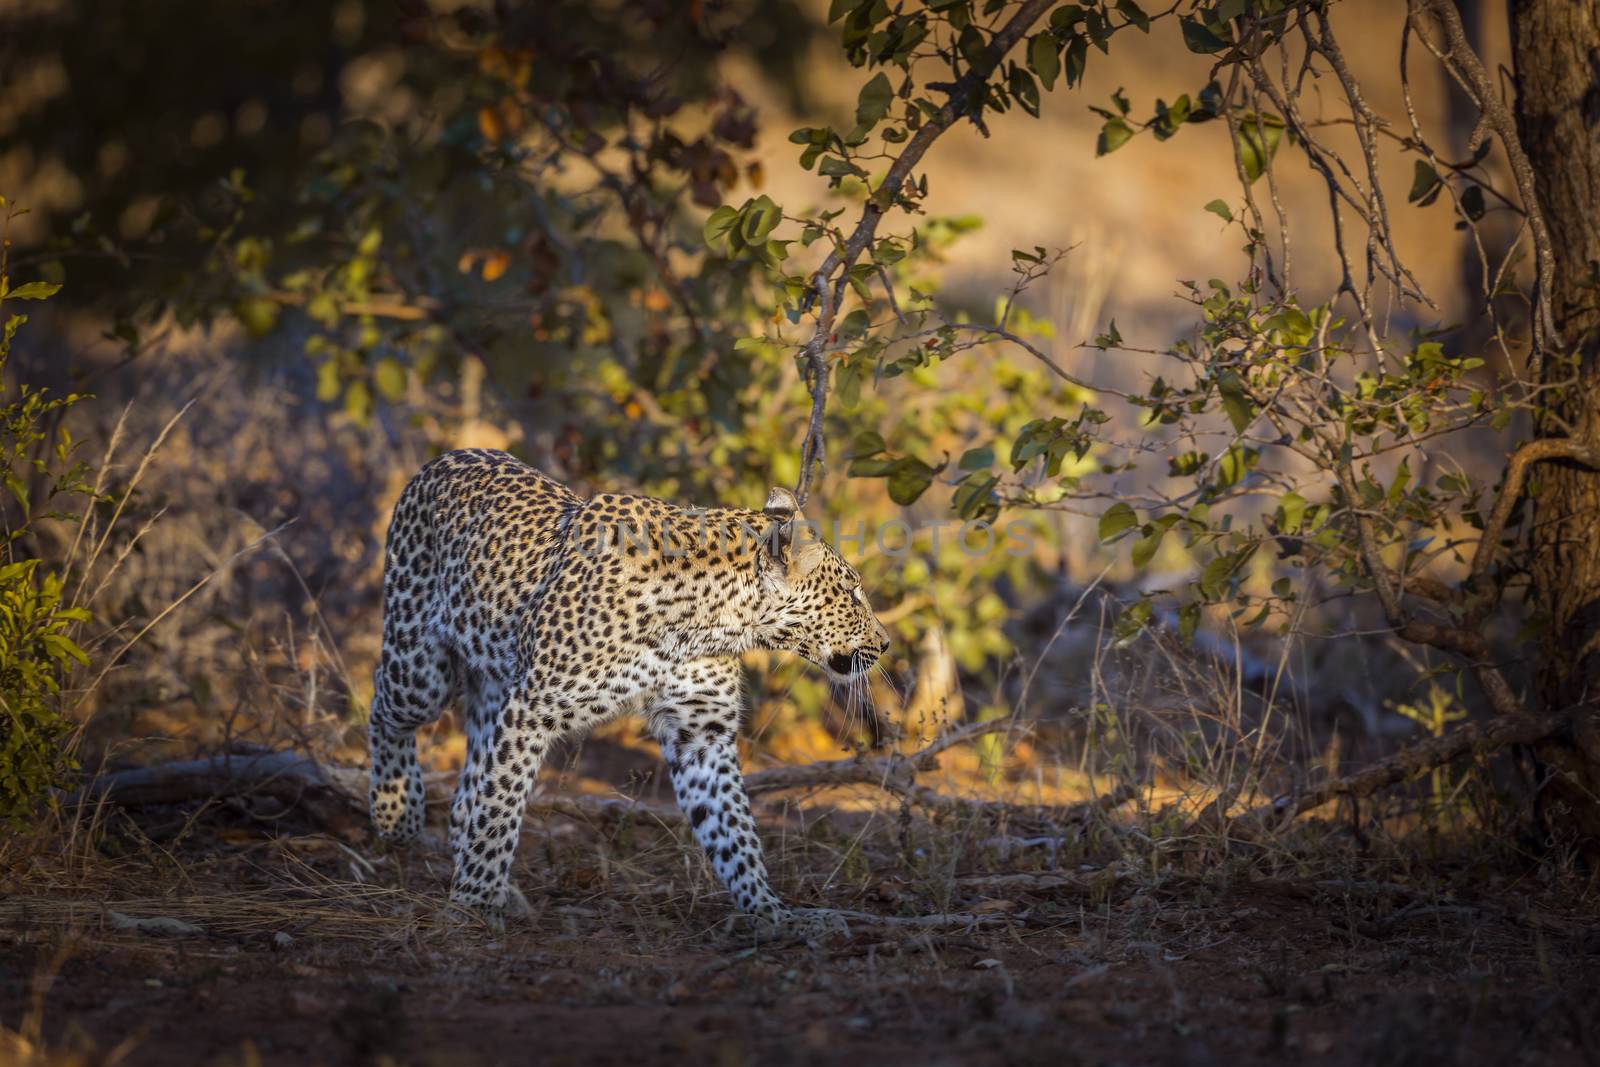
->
[2,328,1594,1064]
[5,753,1598,1065]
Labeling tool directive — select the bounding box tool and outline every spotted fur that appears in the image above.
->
[368,448,888,923]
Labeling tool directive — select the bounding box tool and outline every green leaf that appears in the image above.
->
[315,360,341,403]
[703,205,739,245]
[851,430,886,457]
[40,632,90,667]
[6,281,62,301]
[306,292,338,327]
[1277,491,1307,534]
[1234,115,1284,183]
[848,456,898,477]
[1217,370,1254,433]
[1028,33,1061,91]
[1112,596,1153,649]
[733,335,777,357]
[1098,502,1138,542]
[1460,184,1486,221]
[855,72,894,129]
[1096,117,1133,156]
[232,297,279,339]
[1178,601,1200,641]
[1199,554,1236,601]
[1051,4,1086,32]
[958,446,995,471]
[373,358,406,402]
[1204,199,1233,223]
[1214,445,1258,491]
[1094,319,1123,348]
[1131,524,1164,569]
[834,357,865,409]
[1387,457,1412,505]
[953,473,1001,522]
[1116,0,1150,32]
[838,308,871,341]
[818,156,866,180]
[887,459,936,506]
[1407,160,1442,206]
[5,472,30,519]
[1063,35,1089,86]
[1181,15,1230,53]
[1009,66,1041,118]
[1262,306,1314,345]
[828,0,866,22]
[740,196,782,243]
[343,379,372,425]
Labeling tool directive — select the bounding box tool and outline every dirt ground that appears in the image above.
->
[5,765,1600,1067]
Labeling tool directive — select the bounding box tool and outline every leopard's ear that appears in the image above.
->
[763,486,801,522]
[760,486,806,571]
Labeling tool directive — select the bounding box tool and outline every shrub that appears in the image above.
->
[0,197,95,825]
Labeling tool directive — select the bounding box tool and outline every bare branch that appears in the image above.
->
[792,0,1057,504]
[73,714,1135,840]
[1238,709,1567,832]
[269,291,438,322]
[1408,0,1558,360]
[1470,437,1600,593]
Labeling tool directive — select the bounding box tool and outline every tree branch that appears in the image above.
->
[1408,0,1559,358]
[1236,709,1567,833]
[269,291,440,322]
[745,713,1136,825]
[792,0,1057,504]
[71,712,1132,839]
[1469,437,1600,595]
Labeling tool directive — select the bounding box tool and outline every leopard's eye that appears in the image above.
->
[852,586,869,607]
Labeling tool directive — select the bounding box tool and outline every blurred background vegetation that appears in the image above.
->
[0,0,1573,844]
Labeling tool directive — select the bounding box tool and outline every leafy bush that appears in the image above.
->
[0,197,95,825]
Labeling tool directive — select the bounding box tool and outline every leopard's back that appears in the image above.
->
[383,449,582,657]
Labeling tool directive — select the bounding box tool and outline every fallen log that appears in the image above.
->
[71,709,1574,860]
[72,712,1130,838]
[74,750,368,836]
[71,752,685,835]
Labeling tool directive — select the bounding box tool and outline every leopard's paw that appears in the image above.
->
[780,907,851,944]
[449,883,533,934]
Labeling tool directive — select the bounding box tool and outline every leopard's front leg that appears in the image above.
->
[449,687,548,919]
[650,661,787,924]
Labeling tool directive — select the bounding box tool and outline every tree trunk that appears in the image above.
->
[1510,0,1600,846]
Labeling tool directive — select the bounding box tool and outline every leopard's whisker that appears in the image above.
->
[844,674,860,740]
[848,672,862,744]
[871,661,904,708]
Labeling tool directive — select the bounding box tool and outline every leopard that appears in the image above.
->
[367,448,889,928]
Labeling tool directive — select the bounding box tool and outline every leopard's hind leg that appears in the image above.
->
[369,632,457,843]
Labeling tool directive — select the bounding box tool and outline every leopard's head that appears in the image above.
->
[756,487,889,681]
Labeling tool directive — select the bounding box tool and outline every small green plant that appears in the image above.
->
[0,196,96,826]
[1391,684,1469,812]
